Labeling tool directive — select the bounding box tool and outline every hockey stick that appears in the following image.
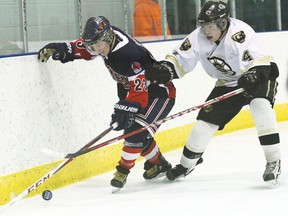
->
[2,123,117,209]
[2,88,243,209]
[68,87,245,158]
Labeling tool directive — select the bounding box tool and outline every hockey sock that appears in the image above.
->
[250,98,281,162]
[186,120,218,153]
[180,146,203,168]
[118,145,142,170]
[180,120,218,168]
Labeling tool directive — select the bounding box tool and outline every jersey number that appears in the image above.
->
[242,50,254,62]
[134,78,147,91]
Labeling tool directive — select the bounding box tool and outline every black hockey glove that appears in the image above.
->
[145,60,176,84]
[38,42,74,63]
[111,100,140,131]
[238,68,263,96]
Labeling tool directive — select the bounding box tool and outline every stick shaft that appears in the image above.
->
[4,159,71,207]
[74,88,245,157]
[4,124,115,208]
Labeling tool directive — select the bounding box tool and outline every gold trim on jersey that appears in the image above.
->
[165,54,186,78]
[246,56,273,71]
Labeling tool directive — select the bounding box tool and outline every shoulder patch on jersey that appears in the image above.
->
[179,38,191,51]
[131,62,143,74]
[231,30,246,43]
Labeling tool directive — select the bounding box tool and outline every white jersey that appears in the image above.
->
[166,18,273,87]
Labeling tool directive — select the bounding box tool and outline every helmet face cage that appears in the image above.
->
[198,17,228,31]
[198,1,229,31]
[82,16,115,52]
[84,31,115,55]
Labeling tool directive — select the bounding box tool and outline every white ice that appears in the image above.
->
[1,122,288,216]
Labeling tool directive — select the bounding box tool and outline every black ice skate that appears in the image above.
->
[110,166,130,193]
[165,157,203,181]
[263,159,281,188]
[143,155,172,180]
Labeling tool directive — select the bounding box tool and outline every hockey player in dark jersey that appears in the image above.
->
[38,16,176,192]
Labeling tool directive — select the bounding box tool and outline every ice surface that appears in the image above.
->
[1,122,287,216]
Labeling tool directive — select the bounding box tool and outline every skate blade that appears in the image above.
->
[144,172,167,181]
[111,187,122,193]
[154,172,166,179]
[266,179,280,188]
[162,175,183,183]
[163,176,173,183]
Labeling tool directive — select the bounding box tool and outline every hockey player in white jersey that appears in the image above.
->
[145,1,281,187]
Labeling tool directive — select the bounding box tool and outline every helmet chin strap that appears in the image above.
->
[217,29,227,42]
[108,33,117,55]
[216,20,229,43]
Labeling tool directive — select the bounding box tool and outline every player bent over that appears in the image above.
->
[146,1,281,187]
[38,16,176,191]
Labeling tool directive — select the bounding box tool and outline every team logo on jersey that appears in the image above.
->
[106,64,130,89]
[208,56,236,76]
[179,38,191,51]
[131,62,143,74]
[231,31,245,43]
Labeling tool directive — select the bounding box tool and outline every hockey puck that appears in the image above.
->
[42,190,53,201]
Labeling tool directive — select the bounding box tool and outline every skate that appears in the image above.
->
[143,155,172,180]
[165,157,203,181]
[263,160,281,188]
[110,166,129,193]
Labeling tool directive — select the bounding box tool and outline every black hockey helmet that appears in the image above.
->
[198,1,229,30]
[82,16,114,46]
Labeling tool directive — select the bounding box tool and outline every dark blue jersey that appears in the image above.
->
[72,26,176,108]
[105,26,155,78]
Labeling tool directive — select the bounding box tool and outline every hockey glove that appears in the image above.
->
[145,60,176,84]
[238,68,263,96]
[38,42,74,63]
[111,100,140,131]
